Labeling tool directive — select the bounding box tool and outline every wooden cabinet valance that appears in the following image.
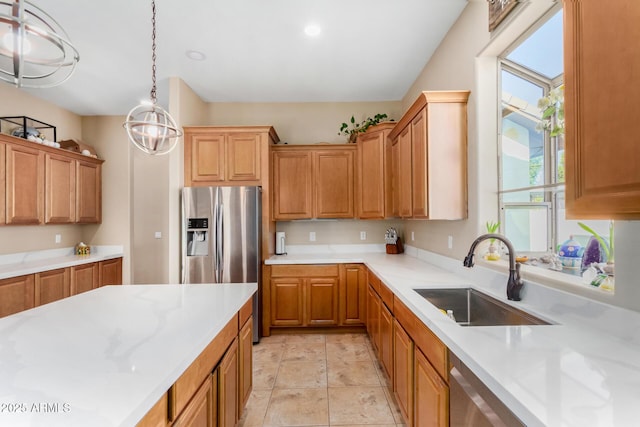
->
[0,133,103,225]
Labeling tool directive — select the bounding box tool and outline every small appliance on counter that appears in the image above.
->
[275,231,286,255]
[385,228,404,254]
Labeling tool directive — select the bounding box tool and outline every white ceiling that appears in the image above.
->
[20,0,468,116]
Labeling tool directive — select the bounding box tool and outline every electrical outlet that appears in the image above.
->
[155,231,162,239]
[448,235,453,249]
[309,231,316,242]
[55,234,61,244]
[360,231,366,240]
[411,231,415,241]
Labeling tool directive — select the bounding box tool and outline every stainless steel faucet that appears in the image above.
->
[463,233,524,301]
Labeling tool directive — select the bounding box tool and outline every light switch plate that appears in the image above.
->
[360,231,366,240]
[155,232,162,239]
[309,231,316,242]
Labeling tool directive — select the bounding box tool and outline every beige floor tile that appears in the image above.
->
[326,342,371,362]
[335,425,397,427]
[260,335,288,343]
[328,386,395,425]
[239,389,272,427]
[253,361,280,390]
[282,342,326,362]
[382,386,405,425]
[325,333,367,345]
[275,360,327,388]
[254,342,286,365]
[327,359,381,387]
[373,360,392,388]
[263,388,328,426]
[284,334,326,344]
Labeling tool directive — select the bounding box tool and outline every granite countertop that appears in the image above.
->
[266,247,640,427]
[0,283,257,426]
[0,246,124,280]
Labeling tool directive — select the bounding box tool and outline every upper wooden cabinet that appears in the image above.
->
[389,90,470,220]
[0,133,103,225]
[563,1,640,219]
[271,145,356,220]
[5,142,44,224]
[356,123,396,219]
[183,126,279,187]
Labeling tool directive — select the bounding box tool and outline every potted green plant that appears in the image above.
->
[484,221,501,261]
[536,84,565,136]
[338,113,388,143]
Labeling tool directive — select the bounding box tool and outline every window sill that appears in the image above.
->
[476,257,614,296]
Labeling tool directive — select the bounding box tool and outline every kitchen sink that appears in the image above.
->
[414,288,551,326]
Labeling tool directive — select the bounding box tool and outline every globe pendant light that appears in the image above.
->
[123,0,182,156]
[0,0,80,88]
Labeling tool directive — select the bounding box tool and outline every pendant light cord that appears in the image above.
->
[150,0,157,104]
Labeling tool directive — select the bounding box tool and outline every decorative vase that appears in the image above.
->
[484,242,501,261]
[349,133,358,144]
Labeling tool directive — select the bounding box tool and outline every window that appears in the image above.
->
[498,9,612,276]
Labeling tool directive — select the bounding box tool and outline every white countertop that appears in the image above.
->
[267,247,640,427]
[0,246,124,280]
[0,283,257,427]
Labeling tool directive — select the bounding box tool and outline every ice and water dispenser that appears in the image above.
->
[186,218,209,256]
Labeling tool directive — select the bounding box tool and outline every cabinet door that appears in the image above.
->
[306,277,339,326]
[414,348,449,427]
[393,319,414,426]
[564,1,640,218]
[172,374,214,427]
[272,151,313,220]
[379,303,394,383]
[238,316,253,415]
[6,143,43,224]
[391,139,400,218]
[188,133,226,184]
[76,160,101,223]
[136,392,169,427]
[398,126,413,218]
[99,258,123,286]
[35,268,70,306]
[218,337,239,427]
[0,142,5,225]
[357,131,385,219]
[411,108,428,218]
[227,133,260,182]
[366,285,380,352]
[340,264,366,325]
[45,152,76,223]
[314,150,354,218]
[0,274,35,318]
[71,262,99,295]
[271,277,304,326]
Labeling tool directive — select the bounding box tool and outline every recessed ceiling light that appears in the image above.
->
[304,24,322,37]
[186,50,206,61]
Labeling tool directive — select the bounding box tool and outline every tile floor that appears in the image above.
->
[240,332,406,427]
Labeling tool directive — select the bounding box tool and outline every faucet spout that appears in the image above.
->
[463,233,524,301]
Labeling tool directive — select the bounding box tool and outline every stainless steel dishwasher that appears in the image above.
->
[449,353,525,427]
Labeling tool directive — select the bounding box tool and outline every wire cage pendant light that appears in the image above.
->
[0,0,80,88]
[123,0,182,156]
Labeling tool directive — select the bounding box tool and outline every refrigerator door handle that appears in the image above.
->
[215,203,224,283]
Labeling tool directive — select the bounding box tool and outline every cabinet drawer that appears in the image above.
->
[378,281,394,312]
[271,264,338,278]
[394,297,448,382]
[367,270,381,294]
[239,297,253,327]
[136,392,168,427]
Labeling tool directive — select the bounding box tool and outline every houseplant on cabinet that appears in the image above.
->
[484,221,501,261]
[338,113,388,143]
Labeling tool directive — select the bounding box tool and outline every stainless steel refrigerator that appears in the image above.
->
[181,186,261,342]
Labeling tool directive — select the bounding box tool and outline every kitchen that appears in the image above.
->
[1,0,640,426]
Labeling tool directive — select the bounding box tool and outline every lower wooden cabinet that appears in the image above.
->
[0,274,35,318]
[238,316,253,414]
[136,393,169,427]
[393,318,414,426]
[366,284,380,351]
[414,348,449,427]
[265,264,366,334]
[71,262,99,295]
[379,302,394,382]
[35,268,70,306]
[99,257,123,286]
[172,376,214,427]
[218,337,239,427]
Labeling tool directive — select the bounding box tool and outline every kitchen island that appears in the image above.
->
[266,246,640,427]
[0,283,256,426]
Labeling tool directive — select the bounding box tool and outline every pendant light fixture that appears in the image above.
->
[0,0,80,88]
[123,0,182,156]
